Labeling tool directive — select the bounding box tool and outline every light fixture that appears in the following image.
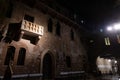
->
[113,23,120,30]
[108,59,111,62]
[115,60,117,63]
[107,26,113,31]
[107,23,120,31]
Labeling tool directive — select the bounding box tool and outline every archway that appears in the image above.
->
[96,56,118,75]
[42,53,54,80]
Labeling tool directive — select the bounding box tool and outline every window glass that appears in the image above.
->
[4,46,15,65]
[17,48,26,65]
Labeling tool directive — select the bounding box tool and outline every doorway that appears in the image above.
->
[42,53,53,80]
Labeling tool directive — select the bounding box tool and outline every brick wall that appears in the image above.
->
[0,1,87,79]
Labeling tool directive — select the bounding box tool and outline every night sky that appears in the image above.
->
[57,0,119,31]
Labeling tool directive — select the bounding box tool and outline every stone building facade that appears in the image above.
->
[0,0,87,79]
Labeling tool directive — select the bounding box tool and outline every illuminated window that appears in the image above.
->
[104,37,110,45]
[4,46,15,65]
[17,48,26,65]
[117,34,120,44]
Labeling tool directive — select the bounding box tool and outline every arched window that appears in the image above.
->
[48,18,53,32]
[17,48,26,65]
[56,22,61,36]
[70,29,74,41]
[4,46,15,65]
[66,56,71,67]
[5,2,13,18]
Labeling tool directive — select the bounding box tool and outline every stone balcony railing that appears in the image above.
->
[21,20,44,36]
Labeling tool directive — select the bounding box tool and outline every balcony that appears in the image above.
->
[3,20,44,44]
[21,20,44,36]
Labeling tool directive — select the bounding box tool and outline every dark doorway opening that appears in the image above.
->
[42,53,53,80]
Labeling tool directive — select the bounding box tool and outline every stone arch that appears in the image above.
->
[96,56,114,75]
[41,49,55,79]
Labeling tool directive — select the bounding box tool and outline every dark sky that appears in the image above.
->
[57,0,119,31]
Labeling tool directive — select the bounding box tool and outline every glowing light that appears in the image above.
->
[107,26,113,31]
[113,23,120,30]
[100,29,103,32]
[81,20,84,24]
[115,60,117,63]
[107,23,120,31]
[108,59,111,62]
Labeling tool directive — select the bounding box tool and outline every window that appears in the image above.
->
[66,56,71,67]
[47,18,53,32]
[117,34,120,44]
[24,14,34,22]
[56,22,61,36]
[5,3,13,18]
[4,23,21,43]
[17,48,26,65]
[104,37,110,46]
[4,46,15,65]
[70,29,74,40]
[21,0,35,8]
[0,31,3,41]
